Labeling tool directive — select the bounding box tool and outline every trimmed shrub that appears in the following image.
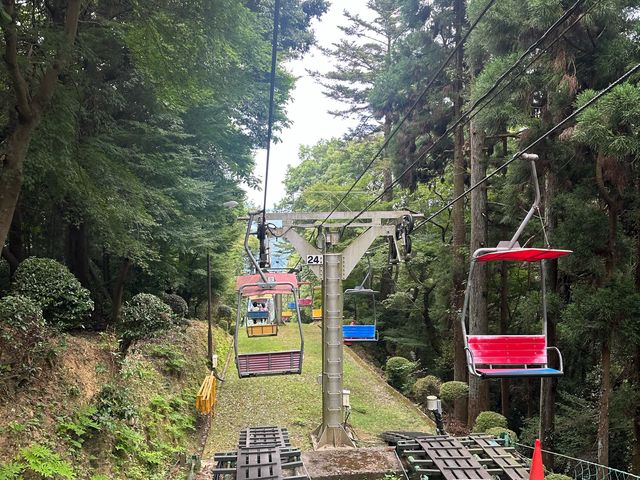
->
[485,426,518,444]
[385,356,417,393]
[413,375,442,405]
[545,475,572,480]
[217,304,233,318]
[118,294,173,354]
[161,293,188,318]
[0,295,55,391]
[439,381,469,404]
[12,257,93,329]
[473,411,508,433]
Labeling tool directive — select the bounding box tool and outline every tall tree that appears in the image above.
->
[0,0,82,250]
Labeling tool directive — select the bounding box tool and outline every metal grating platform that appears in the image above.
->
[212,426,308,480]
[386,432,530,479]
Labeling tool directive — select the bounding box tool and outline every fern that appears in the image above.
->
[18,444,75,480]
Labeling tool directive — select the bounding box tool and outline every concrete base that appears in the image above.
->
[302,447,403,479]
[311,424,356,449]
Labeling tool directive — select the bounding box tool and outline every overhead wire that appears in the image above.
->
[318,0,498,227]
[262,0,282,225]
[340,0,596,231]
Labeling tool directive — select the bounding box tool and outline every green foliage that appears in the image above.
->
[439,382,469,404]
[473,411,508,433]
[485,427,518,444]
[217,304,233,318]
[161,293,188,319]
[148,344,187,376]
[118,294,173,353]
[93,383,137,424]
[0,258,10,295]
[56,406,100,451]
[384,356,417,393]
[12,258,93,330]
[0,295,55,392]
[545,475,572,480]
[0,444,76,480]
[412,375,442,405]
[573,83,640,158]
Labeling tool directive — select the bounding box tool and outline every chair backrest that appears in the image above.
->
[467,335,547,365]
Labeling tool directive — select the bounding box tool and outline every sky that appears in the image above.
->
[243,1,372,210]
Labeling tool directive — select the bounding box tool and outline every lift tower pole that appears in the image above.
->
[261,210,421,448]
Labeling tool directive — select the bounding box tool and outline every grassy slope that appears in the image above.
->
[205,322,433,454]
[0,321,231,480]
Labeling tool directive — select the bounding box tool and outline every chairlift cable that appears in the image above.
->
[340,0,598,232]
[318,0,498,227]
[262,0,282,224]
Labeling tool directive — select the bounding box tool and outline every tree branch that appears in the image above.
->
[31,0,82,114]
[2,0,32,121]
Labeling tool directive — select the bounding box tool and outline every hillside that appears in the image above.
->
[204,322,433,454]
[0,321,230,480]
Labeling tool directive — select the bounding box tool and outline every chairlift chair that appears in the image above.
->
[343,254,378,342]
[245,296,277,337]
[235,273,304,377]
[343,286,378,342]
[461,156,572,379]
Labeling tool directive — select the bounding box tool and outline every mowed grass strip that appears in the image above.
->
[205,322,433,454]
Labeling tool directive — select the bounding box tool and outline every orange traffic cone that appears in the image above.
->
[530,438,544,480]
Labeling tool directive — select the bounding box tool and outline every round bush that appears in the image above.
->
[545,475,572,480]
[413,375,442,405]
[119,294,173,353]
[0,295,53,391]
[162,293,188,318]
[485,426,518,445]
[217,304,233,318]
[473,411,508,433]
[385,356,417,393]
[439,381,469,404]
[12,257,93,329]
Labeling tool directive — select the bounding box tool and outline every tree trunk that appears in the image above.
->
[67,221,91,288]
[633,220,640,473]
[382,112,393,202]
[8,199,24,271]
[633,345,640,474]
[451,0,467,425]
[111,258,132,327]
[499,261,510,418]
[468,120,488,426]
[597,336,611,470]
[0,124,33,253]
[0,0,83,249]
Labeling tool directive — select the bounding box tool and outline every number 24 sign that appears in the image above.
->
[306,254,323,265]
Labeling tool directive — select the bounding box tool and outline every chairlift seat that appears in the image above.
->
[287,302,296,309]
[298,298,312,306]
[466,334,563,379]
[343,324,377,341]
[247,324,278,337]
[312,308,322,320]
[237,350,302,377]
